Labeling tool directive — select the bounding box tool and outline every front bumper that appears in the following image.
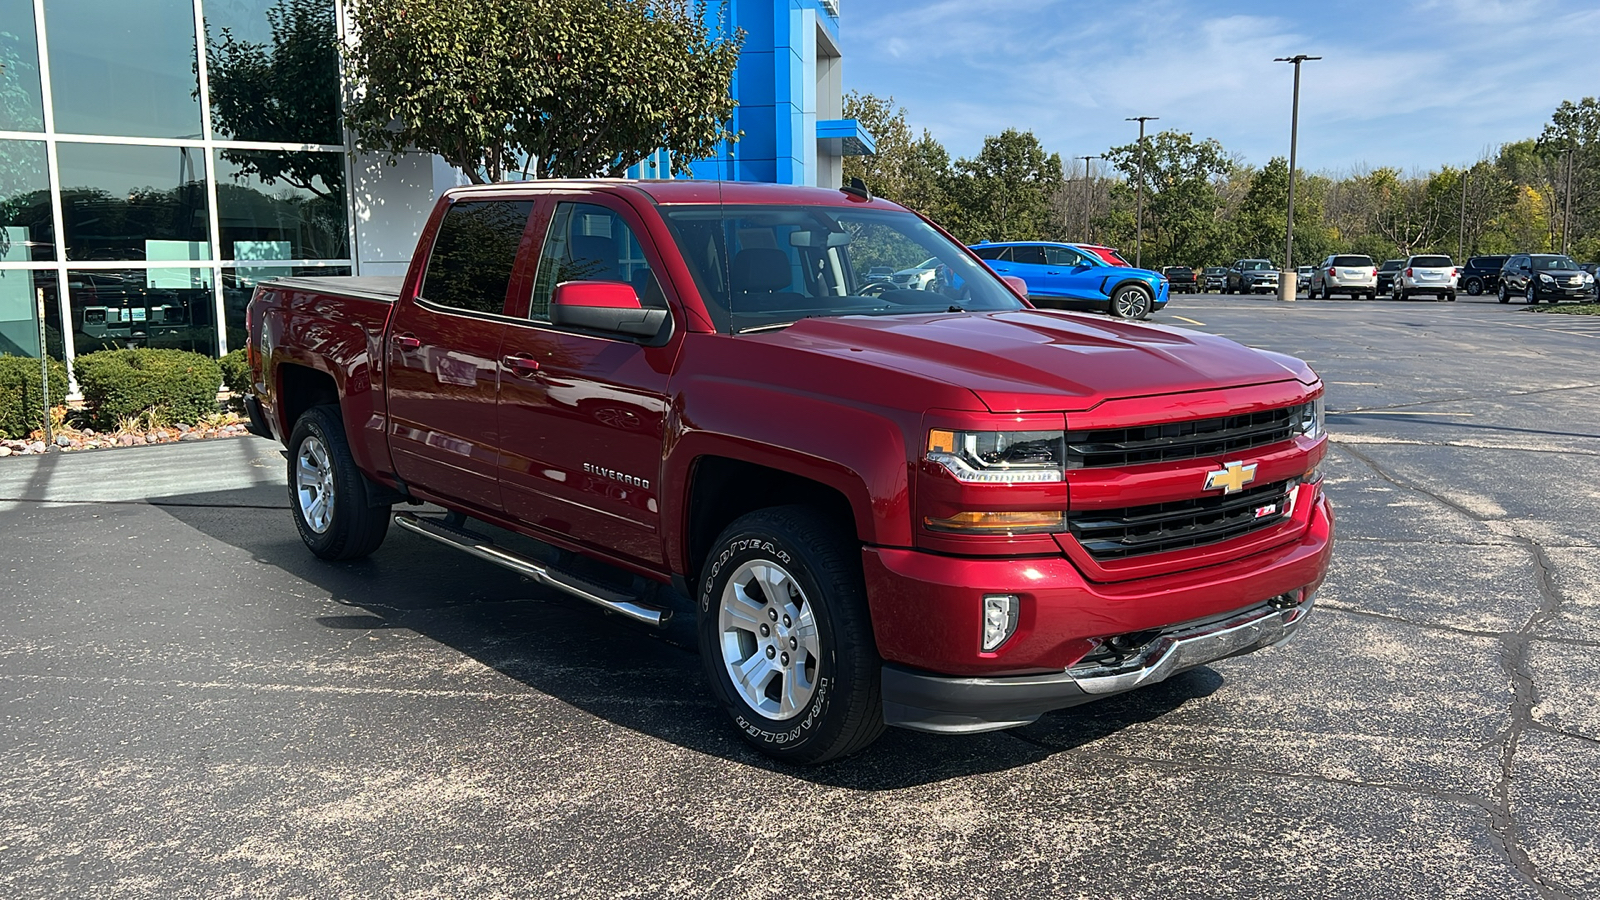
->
[883,593,1316,733]
[1531,281,1595,300]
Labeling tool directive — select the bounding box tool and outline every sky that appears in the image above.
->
[840,0,1600,177]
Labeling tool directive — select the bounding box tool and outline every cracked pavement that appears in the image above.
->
[1,295,1597,899]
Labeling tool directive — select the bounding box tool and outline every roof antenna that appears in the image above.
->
[841,177,872,201]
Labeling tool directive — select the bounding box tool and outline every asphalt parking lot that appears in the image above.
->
[2,294,1597,900]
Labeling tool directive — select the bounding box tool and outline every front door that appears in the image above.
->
[497,195,679,568]
[1046,244,1105,308]
[386,198,534,513]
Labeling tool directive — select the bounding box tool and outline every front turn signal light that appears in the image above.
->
[924,510,1065,534]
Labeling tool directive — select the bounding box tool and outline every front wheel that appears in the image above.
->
[1498,285,1511,304]
[1110,284,1154,319]
[1527,285,1538,305]
[287,405,391,560]
[697,506,885,764]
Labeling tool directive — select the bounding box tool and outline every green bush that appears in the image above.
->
[218,349,250,412]
[0,355,71,440]
[75,349,223,430]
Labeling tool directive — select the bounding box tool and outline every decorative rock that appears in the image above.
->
[0,447,10,457]
[176,423,191,433]
[28,442,45,454]
[55,435,71,447]
[179,432,203,442]
[119,434,135,447]
[143,434,156,444]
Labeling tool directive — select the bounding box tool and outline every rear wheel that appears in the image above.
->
[288,405,391,560]
[697,506,885,764]
[1110,284,1154,319]
[1465,277,1483,295]
[1446,292,1457,302]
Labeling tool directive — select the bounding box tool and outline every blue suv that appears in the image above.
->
[969,241,1169,319]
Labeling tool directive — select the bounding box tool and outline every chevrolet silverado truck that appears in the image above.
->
[244,179,1334,764]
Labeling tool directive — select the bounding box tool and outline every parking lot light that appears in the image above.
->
[1274,54,1320,302]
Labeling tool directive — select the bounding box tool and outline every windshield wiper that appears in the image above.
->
[736,320,799,334]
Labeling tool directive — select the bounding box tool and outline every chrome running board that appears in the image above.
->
[393,512,671,628]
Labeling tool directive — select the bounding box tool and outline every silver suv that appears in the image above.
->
[1310,254,1377,300]
[1391,254,1457,301]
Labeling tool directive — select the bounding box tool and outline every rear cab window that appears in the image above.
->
[420,200,535,315]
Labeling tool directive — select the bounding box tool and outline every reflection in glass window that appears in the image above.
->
[68,268,216,356]
[215,149,347,260]
[222,264,348,351]
[0,140,54,262]
[57,143,211,262]
[43,0,203,139]
[0,0,45,131]
[0,269,64,360]
[530,203,663,321]
[205,0,341,144]
[420,201,533,315]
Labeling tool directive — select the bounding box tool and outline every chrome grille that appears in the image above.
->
[1068,479,1295,560]
[1065,403,1308,469]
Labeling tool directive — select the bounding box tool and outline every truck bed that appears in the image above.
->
[264,276,404,305]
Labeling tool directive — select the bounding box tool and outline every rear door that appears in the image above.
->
[1005,245,1057,302]
[496,193,680,568]
[386,198,534,513]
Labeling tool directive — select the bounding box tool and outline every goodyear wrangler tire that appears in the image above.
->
[697,506,885,764]
[288,405,390,561]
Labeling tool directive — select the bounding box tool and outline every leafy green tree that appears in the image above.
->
[842,91,951,220]
[205,0,343,198]
[346,0,743,182]
[945,129,1063,243]
[1101,130,1231,268]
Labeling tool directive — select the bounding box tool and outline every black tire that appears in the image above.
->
[1498,285,1511,304]
[1526,285,1538,305]
[1446,292,1457,302]
[1465,277,1483,295]
[696,505,884,764]
[1110,284,1153,319]
[287,405,391,561]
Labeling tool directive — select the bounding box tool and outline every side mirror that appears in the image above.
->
[1000,275,1029,298]
[550,281,670,339]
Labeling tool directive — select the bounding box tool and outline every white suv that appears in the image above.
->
[1392,254,1458,302]
[1310,254,1377,300]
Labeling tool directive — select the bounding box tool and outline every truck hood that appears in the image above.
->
[760,310,1310,412]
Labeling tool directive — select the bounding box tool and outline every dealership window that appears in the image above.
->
[57,143,211,263]
[0,270,63,360]
[215,149,348,261]
[42,0,205,139]
[68,268,216,356]
[0,0,45,132]
[204,0,341,145]
[1,140,54,262]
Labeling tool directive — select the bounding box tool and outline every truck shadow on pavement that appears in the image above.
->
[156,488,1221,790]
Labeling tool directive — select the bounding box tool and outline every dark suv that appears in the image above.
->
[1458,255,1509,296]
[1497,254,1596,304]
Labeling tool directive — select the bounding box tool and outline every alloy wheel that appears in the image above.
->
[295,435,335,534]
[717,559,821,720]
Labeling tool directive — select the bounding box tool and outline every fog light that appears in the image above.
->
[982,594,1019,651]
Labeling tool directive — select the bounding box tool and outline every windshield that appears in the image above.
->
[660,205,1025,334]
[1532,255,1579,271]
[1379,260,1403,271]
[1240,261,1274,271]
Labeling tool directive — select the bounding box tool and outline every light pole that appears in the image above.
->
[1458,168,1468,262]
[1274,55,1319,301]
[1561,146,1574,256]
[1126,116,1157,268]
[1076,154,1099,239]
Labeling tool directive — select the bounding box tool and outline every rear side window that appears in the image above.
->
[1331,255,1372,267]
[529,202,664,322]
[970,245,1008,260]
[1412,255,1452,267]
[420,200,534,314]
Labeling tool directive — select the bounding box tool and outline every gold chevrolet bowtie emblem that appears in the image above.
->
[1204,461,1258,495]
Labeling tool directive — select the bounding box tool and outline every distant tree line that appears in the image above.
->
[844,92,1600,269]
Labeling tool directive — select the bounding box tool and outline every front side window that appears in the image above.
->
[529,202,664,322]
[419,200,533,315]
[660,204,1025,334]
[1045,246,1087,266]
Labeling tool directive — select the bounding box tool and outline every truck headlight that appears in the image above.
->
[1296,396,1325,440]
[926,429,1065,484]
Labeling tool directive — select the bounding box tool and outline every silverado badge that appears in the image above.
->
[1204,461,1258,495]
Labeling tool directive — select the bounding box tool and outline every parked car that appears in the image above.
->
[1225,259,1279,294]
[1497,253,1597,304]
[1309,255,1377,300]
[864,266,894,284]
[1296,266,1313,292]
[1375,259,1404,294]
[1162,266,1198,293]
[889,258,939,291]
[1458,255,1509,296]
[1390,254,1458,301]
[1200,266,1229,292]
[972,241,1169,318]
[1580,262,1599,277]
[246,179,1333,764]
[1073,244,1133,267]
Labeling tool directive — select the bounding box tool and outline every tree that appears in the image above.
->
[841,91,951,220]
[945,129,1063,243]
[1101,130,1231,268]
[345,0,743,182]
[205,0,343,199]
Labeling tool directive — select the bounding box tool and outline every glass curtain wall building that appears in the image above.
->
[0,0,350,375]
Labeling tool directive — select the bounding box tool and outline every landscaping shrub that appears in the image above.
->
[0,355,71,440]
[218,349,250,412]
[75,349,223,430]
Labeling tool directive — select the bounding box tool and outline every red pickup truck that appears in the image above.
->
[245,179,1333,763]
